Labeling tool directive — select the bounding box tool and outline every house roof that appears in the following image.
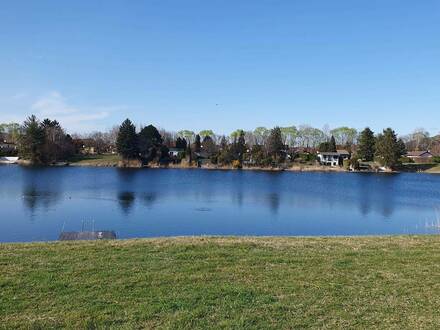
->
[318,150,350,156]
[407,151,432,157]
[318,152,340,156]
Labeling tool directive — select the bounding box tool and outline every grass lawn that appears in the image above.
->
[68,154,120,167]
[425,165,440,173]
[2,236,440,329]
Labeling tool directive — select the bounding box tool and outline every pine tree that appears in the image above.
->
[318,142,330,152]
[194,134,201,153]
[18,115,45,164]
[138,124,162,160]
[329,135,337,152]
[233,130,246,163]
[375,128,405,169]
[266,127,284,161]
[220,136,228,150]
[174,137,184,149]
[357,127,376,161]
[116,119,138,159]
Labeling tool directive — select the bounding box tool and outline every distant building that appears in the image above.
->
[168,147,185,157]
[73,138,97,155]
[406,150,433,163]
[317,150,350,167]
[0,133,16,153]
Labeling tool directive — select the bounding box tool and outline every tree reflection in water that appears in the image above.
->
[117,191,136,214]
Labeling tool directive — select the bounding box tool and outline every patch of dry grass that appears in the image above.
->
[425,165,440,173]
[68,154,120,167]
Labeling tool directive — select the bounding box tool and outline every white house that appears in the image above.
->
[168,148,184,157]
[317,150,350,167]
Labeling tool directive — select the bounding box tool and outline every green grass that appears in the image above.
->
[425,165,440,173]
[2,236,440,329]
[68,154,120,166]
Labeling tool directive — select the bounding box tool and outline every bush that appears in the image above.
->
[432,156,440,164]
[299,153,317,163]
[348,156,361,171]
[232,159,241,169]
[262,157,273,167]
[210,155,218,165]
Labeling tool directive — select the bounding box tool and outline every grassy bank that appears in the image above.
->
[425,165,440,173]
[2,236,440,329]
[68,154,120,167]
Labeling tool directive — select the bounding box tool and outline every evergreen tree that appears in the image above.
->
[194,134,201,152]
[318,136,337,152]
[357,127,376,161]
[375,128,405,169]
[40,119,70,163]
[220,136,228,150]
[159,145,170,162]
[231,130,246,163]
[138,124,162,160]
[266,127,284,161]
[329,135,337,152]
[18,115,45,163]
[116,119,138,159]
[186,143,192,163]
[175,137,187,149]
[318,142,330,152]
[397,138,407,157]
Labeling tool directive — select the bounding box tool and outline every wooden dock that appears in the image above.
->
[59,231,117,241]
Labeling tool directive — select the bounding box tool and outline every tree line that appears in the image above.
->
[115,118,409,169]
[1,115,75,163]
[3,115,440,169]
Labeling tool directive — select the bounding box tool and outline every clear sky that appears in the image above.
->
[0,0,439,135]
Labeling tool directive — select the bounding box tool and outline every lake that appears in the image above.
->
[1,165,440,242]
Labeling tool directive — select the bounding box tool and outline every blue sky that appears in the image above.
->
[0,1,439,135]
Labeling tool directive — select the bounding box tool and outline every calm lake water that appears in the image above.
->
[1,165,440,242]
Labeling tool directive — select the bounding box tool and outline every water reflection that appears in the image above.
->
[377,175,397,218]
[355,174,397,218]
[21,167,62,214]
[117,191,135,214]
[357,175,373,216]
[141,192,157,208]
[267,193,280,214]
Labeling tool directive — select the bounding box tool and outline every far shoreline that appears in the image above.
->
[9,158,440,174]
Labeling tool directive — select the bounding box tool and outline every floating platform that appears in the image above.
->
[59,231,117,241]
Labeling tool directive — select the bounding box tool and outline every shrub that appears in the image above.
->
[232,159,241,169]
[210,155,218,165]
[349,156,361,171]
[299,153,317,163]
